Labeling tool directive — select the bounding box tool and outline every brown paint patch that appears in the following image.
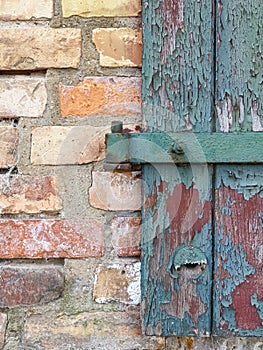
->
[146,181,211,329]
[186,337,194,349]
[158,0,184,62]
[215,186,263,330]
[167,183,211,238]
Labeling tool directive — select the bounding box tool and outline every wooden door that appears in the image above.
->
[141,0,263,337]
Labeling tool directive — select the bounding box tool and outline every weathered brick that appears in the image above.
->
[0,264,64,307]
[59,77,141,117]
[62,0,141,18]
[0,127,18,168]
[24,311,165,349]
[0,176,61,214]
[0,76,47,118]
[31,124,140,165]
[0,29,81,70]
[111,217,141,256]
[31,125,108,165]
[0,0,53,20]
[89,171,142,211]
[92,28,142,67]
[0,219,104,258]
[93,262,140,305]
[0,313,7,349]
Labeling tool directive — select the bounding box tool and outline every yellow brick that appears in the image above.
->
[62,0,141,18]
[92,28,142,67]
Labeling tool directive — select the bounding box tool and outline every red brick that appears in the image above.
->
[0,219,104,258]
[92,28,142,67]
[93,262,140,305]
[59,77,141,117]
[0,264,64,307]
[89,171,142,211]
[0,126,18,168]
[0,176,61,214]
[111,217,141,256]
[0,313,7,349]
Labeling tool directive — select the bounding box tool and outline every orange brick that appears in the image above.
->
[111,217,141,256]
[59,77,141,117]
[0,176,61,214]
[92,28,142,67]
[0,219,104,258]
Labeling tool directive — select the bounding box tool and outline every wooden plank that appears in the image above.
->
[215,0,263,132]
[141,0,214,335]
[142,0,214,133]
[214,0,263,336]
[141,164,212,336]
[214,165,263,336]
[106,132,263,164]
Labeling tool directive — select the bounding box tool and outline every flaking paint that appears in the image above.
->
[141,164,212,336]
[214,165,263,336]
[216,0,263,131]
[141,0,263,339]
[142,0,214,133]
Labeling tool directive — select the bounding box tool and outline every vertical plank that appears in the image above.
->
[215,0,263,132]
[214,0,263,336]
[141,164,212,336]
[142,0,214,133]
[141,0,214,336]
[214,166,263,336]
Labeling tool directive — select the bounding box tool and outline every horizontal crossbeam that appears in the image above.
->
[106,132,263,164]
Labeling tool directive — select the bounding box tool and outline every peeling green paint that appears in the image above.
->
[216,0,263,132]
[141,163,212,336]
[142,0,214,133]
[216,165,263,200]
[141,0,263,338]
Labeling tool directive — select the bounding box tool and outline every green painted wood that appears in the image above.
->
[213,0,263,336]
[141,0,263,338]
[141,0,214,336]
[215,0,263,132]
[142,0,214,133]
[214,165,263,336]
[106,132,263,164]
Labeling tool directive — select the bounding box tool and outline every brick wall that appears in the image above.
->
[1,2,262,350]
[0,1,166,349]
